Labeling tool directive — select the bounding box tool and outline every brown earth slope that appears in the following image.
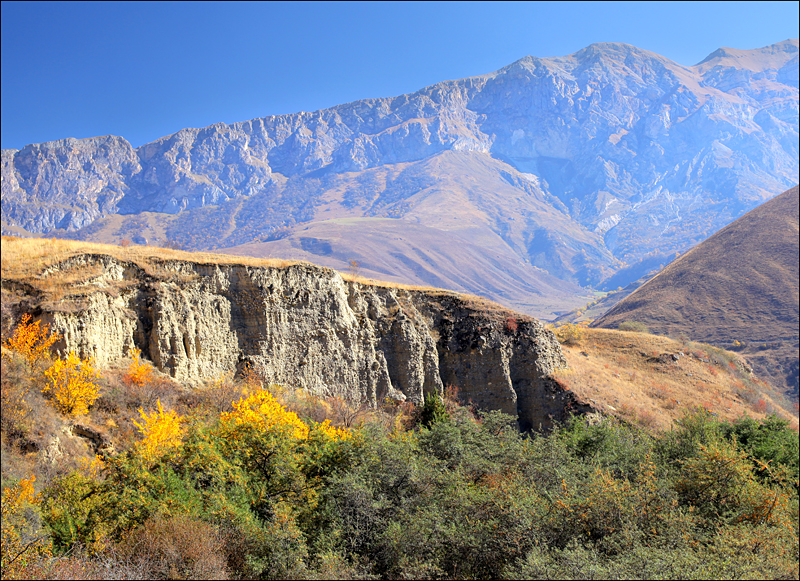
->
[551,326,796,432]
[593,186,799,399]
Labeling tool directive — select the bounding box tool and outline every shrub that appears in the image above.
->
[40,471,108,555]
[326,395,368,428]
[116,515,229,580]
[122,347,152,389]
[420,391,449,427]
[133,399,185,464]
[192,374,246,415]
[675,435,796,529]
[1,476,52,578]
[0,357,32,438]
[42,352,100,416]
[2,314,60,373]
[555,323,586,346]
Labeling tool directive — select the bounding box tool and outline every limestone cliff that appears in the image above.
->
[8,252,583,430]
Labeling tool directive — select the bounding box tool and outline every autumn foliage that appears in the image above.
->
[134,399,185,463]
[1,476,51,579]
[1,358,797,580]
[42,351,100,416]
[2,313,60,371]
[123,347,153,388]
[220,389,310,440]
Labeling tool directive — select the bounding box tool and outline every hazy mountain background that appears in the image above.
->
[594,186,799,398]
[2,40,798,318]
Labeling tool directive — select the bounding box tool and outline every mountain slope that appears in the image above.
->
[593,186,799,398]
[2,40,798,317]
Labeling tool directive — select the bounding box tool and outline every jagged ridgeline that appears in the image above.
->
[0,237,590,431]
[2,40,798,318]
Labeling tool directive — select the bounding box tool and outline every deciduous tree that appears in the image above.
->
[2,313,60,372]
[134,399,186,463]
[42,352,100,416]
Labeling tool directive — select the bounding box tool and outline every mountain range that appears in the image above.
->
[2,39,798,318]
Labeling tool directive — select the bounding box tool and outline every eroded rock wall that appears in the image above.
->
[26,255,582,429]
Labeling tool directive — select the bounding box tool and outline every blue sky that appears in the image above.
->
[2,1,798,150]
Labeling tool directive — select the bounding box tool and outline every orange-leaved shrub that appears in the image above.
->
[123,347,153,388]
[2,313,60,372]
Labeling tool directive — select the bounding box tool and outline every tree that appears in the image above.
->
[1,476,52,578]
[2,313,60,372]
[134,399,186,463]
[42,352,100,416]
[420,391,449,427]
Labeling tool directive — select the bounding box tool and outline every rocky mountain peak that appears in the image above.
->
[2,41,797,317]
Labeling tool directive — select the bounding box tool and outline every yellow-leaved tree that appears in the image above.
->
[134,399,185,463]
[219,389,310,441]
[43,352,100,416]
[3,313,60,371]
[217,389,352,514]
[1,476,52,578]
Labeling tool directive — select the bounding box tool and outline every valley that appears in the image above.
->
[2,5,799,577]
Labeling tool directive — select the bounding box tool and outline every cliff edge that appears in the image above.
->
[1,238,588,430]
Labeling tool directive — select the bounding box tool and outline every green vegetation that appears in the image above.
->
[1,315,798,579]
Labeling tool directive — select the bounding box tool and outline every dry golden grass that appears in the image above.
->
[341,271,521,318]
[1,236,515,317]
[1,235,304,280]
[593,186,799,397]
[551,326,797,432]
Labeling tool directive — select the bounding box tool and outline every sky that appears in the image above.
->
[2,1,798,151]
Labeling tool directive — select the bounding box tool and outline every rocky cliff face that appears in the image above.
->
[19,253,580,430]
[3,40,797,308]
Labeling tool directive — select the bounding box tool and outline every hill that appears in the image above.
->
[593,186,800,399]
[551,325,795,431]
[0,236,581,431]
[3,40,798,318]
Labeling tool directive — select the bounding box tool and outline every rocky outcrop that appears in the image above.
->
[22,254,579,430]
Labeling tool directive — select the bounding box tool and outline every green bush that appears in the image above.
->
[419,391,448,427]
[21,384,798,579]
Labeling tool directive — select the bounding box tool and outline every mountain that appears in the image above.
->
[592,186,799,399]
[2,40,798,318]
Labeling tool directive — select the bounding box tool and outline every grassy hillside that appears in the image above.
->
[593,186,799,399]
[2,237,798,579]
[551,325,797,432]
